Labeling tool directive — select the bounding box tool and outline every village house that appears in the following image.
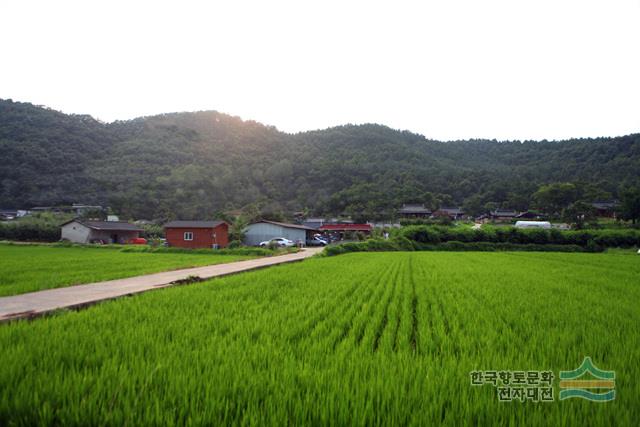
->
[516,211,545,220]
[591,201,619,218]
[60,219,143,244]
[397,204,432,219]
[0,210,18,221]
[164,220,229,249]
[490,209,518,222]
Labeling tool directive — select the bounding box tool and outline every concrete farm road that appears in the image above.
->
[0,247,323,322]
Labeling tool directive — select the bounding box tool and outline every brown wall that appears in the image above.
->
[165,224,229,249]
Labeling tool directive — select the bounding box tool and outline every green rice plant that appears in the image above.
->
[0,252,638,425]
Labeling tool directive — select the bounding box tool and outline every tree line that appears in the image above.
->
[1,99,639,224]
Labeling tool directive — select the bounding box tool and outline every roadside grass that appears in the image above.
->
[0,244,258,297]
[0,252,638,425]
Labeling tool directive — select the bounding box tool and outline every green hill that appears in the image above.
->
[1,99,638,220]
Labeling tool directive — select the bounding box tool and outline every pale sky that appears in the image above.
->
[1,0,639,141]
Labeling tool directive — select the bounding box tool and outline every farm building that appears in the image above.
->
[302,218,326,229]
[60,220,143,244]
[398,204,432,219]
[164,220,229,249]
[244,220,317,246]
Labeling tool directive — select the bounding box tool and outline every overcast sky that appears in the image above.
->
[1,0,639,141]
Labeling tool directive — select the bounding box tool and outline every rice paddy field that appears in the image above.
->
[0,251,639,425]
[0,244,256,296]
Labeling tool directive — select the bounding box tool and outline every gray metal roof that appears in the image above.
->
[437,207,464,215]
[591,201,618,209]
[255,220,318,231]
[491,209,518,217]
[62,220,143,231]
[164,220,227,229]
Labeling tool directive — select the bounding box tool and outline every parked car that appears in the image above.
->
[314,234,329,243]
[259,237,295,247]
[306,236,328,246]
[130,237,148,245]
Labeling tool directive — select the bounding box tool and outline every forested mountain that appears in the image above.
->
[1,99,639,220]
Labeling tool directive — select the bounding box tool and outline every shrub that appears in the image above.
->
[363,239,398,252]
[0,221,60,242]
[140,224,164,239]
[399,226,441,244]
[227,240,242,249]
[391,236,416,251]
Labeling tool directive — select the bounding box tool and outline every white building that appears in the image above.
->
[243,220,317,246]
[61,220,143,244]
[514,221,552,229]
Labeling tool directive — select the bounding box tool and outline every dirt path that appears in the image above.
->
[0,247,323,322]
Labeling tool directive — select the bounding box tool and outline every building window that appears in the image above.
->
[184,232,193,241]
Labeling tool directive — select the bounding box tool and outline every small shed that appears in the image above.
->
[164,220,229,249]
[60,220,143,244]
[244,220,317,246]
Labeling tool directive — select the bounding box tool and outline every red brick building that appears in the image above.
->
[164,220,229,249]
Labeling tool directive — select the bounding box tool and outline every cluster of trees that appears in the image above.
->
[529,182,640,227]
[0,212,65,241]
[1,99,639,223]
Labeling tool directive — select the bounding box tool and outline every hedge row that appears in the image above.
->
[0,222,60,242]
[323,238,598,256]
[397,225,640,248]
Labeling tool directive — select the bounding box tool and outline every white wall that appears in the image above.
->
[60,221,91,243]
